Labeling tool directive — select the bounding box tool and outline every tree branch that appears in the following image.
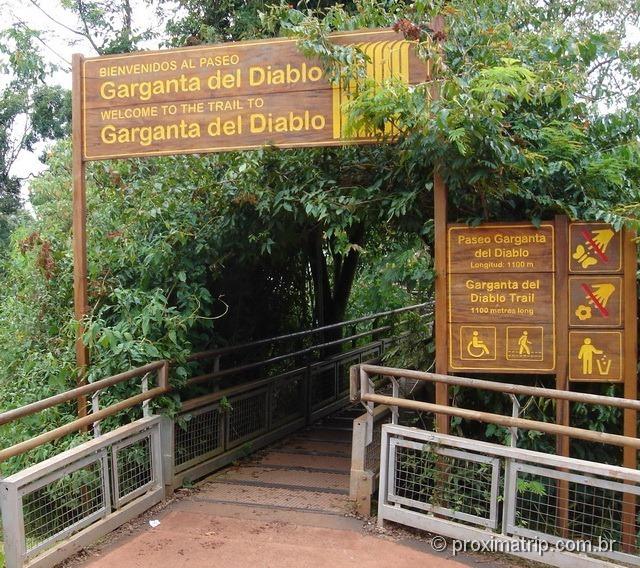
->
[76,0,104,54]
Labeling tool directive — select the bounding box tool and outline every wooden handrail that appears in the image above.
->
[0,385,169,463]
[362,393,640,450]
[360,364,640,411]
[0,360,169,427]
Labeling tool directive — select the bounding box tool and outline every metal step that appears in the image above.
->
[255,451,351,472]
[274,439,351,456]
[214,466,349,492]
[196,481,348,514]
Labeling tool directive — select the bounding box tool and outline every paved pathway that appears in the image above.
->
[79,408,512,568]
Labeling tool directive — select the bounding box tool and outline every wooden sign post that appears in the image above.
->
[72,54,89,418]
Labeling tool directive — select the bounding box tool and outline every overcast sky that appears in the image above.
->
[2,0,173,193]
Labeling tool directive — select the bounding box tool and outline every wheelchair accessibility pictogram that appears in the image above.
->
[460,326,496,361]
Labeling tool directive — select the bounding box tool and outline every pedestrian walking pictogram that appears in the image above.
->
[506,326,544,361]
[518,331,531,355]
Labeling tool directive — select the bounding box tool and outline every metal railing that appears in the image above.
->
[355,364,640,567]
[0,304,428,568]
[1,417,165,568]
[170,340,398,488]
[0,361,170,464]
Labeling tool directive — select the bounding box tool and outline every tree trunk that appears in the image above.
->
[306,222,365,356]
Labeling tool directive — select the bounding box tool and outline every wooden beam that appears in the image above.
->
[431,15,449,435]
[622,227,638,552]
[554,215,570,537]
[72,54,89,419]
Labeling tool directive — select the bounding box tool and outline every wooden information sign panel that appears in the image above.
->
[568,330,623,382]
[449,274,554,324]
[79,29,429,160]
[568,276,623,328]
[448,224,555,274]
[568,222,625,382]
[569,223,622,274]
[447,222,556,373]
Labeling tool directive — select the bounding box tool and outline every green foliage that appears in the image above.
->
[59,0,157,54]
[0,145,233,472]
[273,0,640,226]
[1,0,639,475]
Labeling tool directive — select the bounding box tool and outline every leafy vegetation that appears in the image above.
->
[0,0,638,477]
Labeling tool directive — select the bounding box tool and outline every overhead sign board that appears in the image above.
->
[447,222,556,373]
[79,29,429,160]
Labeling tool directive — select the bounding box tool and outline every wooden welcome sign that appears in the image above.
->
[71,26,435,416]
[78,29,429,160]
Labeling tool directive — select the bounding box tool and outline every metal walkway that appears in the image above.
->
[192,406,360,516]
[0,305,432,568]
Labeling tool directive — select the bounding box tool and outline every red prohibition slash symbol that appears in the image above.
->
[580,229,609,263]
[581,283,609,317]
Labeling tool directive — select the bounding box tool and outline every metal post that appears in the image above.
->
[390,377,400,425]
[508,394,520,447]
[141,374,150,418]
[159,415,175,496]
[0,480,25,568]
[502,394,520,535]
[377,425,390,528]
[91,390,101,438]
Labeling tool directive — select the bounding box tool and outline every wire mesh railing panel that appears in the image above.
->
[310,365,337,409]
[380,426,640,567]
[364,418,385,472]
[569,481,628,547]
[389,440,499,528]
[21,455,108,557]
[175,405,223,472]
[227,389,268,446]
[511,462,640,560]
[113,434,154,507]
[360,346,381,362]
[512,470,559,536]
[271,374,305,426]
